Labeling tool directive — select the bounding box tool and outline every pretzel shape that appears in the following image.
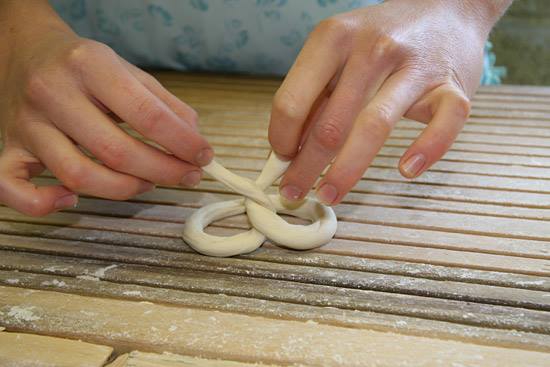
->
[182,152,337,257]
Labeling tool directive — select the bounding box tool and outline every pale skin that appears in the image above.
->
[0,0,512,216]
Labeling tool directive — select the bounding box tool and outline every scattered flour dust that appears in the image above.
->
[76,275,100,281]
[122,290,143,296]
[76,264,118,281]
[7,306,41,322]
[92,264,118,278]
[41,279,67,287]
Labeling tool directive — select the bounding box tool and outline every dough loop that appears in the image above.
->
[182,152,337,257]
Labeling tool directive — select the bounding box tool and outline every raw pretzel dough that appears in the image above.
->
[182,152,337,257]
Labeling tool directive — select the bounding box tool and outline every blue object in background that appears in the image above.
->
[50,0,504,84]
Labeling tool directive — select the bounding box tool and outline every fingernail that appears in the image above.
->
[196,148,214,166]
[138,182,155,194]
[280,185,302,201]
[273,151,294,162]
[401,154,426,178]
[54,194,78,210]
[316,183,338,205]
[181,170,201,187]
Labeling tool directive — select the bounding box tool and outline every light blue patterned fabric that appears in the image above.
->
[50,0,503,84]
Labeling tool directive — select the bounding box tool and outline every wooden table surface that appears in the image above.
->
[0,73,549,366]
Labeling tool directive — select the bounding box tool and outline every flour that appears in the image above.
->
[7,306,41,322]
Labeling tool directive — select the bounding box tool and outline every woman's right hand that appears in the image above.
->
[0,1,213,216]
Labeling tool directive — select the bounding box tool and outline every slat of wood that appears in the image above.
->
[34,166,550,209]
[203,133,550,159]
[2,286,549,366]
[28,176,550,249]
[478,84,550,97]
[159,74,550,99]
[107,351,273,367]
[0,331,113,367]
[2,268,549,353]
[0,221,546,292]
[200,125,550,147]
[211,155,550,194]
[469,109,550,121]
[102,185,550,221]
[216,146,550,179]
[1,237,549,323]
[210,143,550,168]
[51,192,550,258]
[1,203,550,276]
[472,101,550,112]
[123,125,550,160]
[473,93,550,106]
[122,122,550,157]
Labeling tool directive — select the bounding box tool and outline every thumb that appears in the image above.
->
[0,147,77,216]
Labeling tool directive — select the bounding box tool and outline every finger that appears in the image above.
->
[399,87,470,178]
[80,47,212,166]
[279,48,395,201]
[25,122,154,200]
[316,71,424,205]
[268,18,348,159]
[41,85,203,187]
[0,147,77,216]
[121,58,200,131]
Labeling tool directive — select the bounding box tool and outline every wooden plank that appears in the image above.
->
[203,134,550,159]
[0,221,545,292]
[200,125,550,148]
[107,351,274,367]
[1,244,550,332]
[0,331,113,367]
[4,269,549,353]
[199,118,550,137]
[0,204,550,276]
[25,179,550,254]
[1,286,548,366]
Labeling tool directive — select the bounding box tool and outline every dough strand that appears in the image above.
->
[182,152,337,257]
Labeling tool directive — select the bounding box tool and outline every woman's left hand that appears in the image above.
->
[268,0,510,205]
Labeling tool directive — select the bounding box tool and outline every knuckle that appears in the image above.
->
[58,161,86,191]
[64,39,113,71]
[370,33,402,60]
[136,99,167,134]
[362,104,394,139]
[451,93,471,120]
[315,17,350,39]
[24,72,51,103]
[313,118,346,151]
[96,139,128,170]
[272,89,305,123]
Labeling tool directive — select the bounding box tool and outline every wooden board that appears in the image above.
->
[0,72,549,365]
[1,286,549,366]
[0,331,113,367]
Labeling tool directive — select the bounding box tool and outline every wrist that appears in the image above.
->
[0,1,73,81]
[460,0,513,34]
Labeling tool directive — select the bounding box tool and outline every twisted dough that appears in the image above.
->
[182,152,337,257]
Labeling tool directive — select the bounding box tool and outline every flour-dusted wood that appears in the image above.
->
[0,331,113,367]
[0,286,549,366]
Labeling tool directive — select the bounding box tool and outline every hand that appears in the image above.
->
[269,0,511,205]
[0,1,212,216]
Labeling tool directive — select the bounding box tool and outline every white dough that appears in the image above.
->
[182,152,337,257]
